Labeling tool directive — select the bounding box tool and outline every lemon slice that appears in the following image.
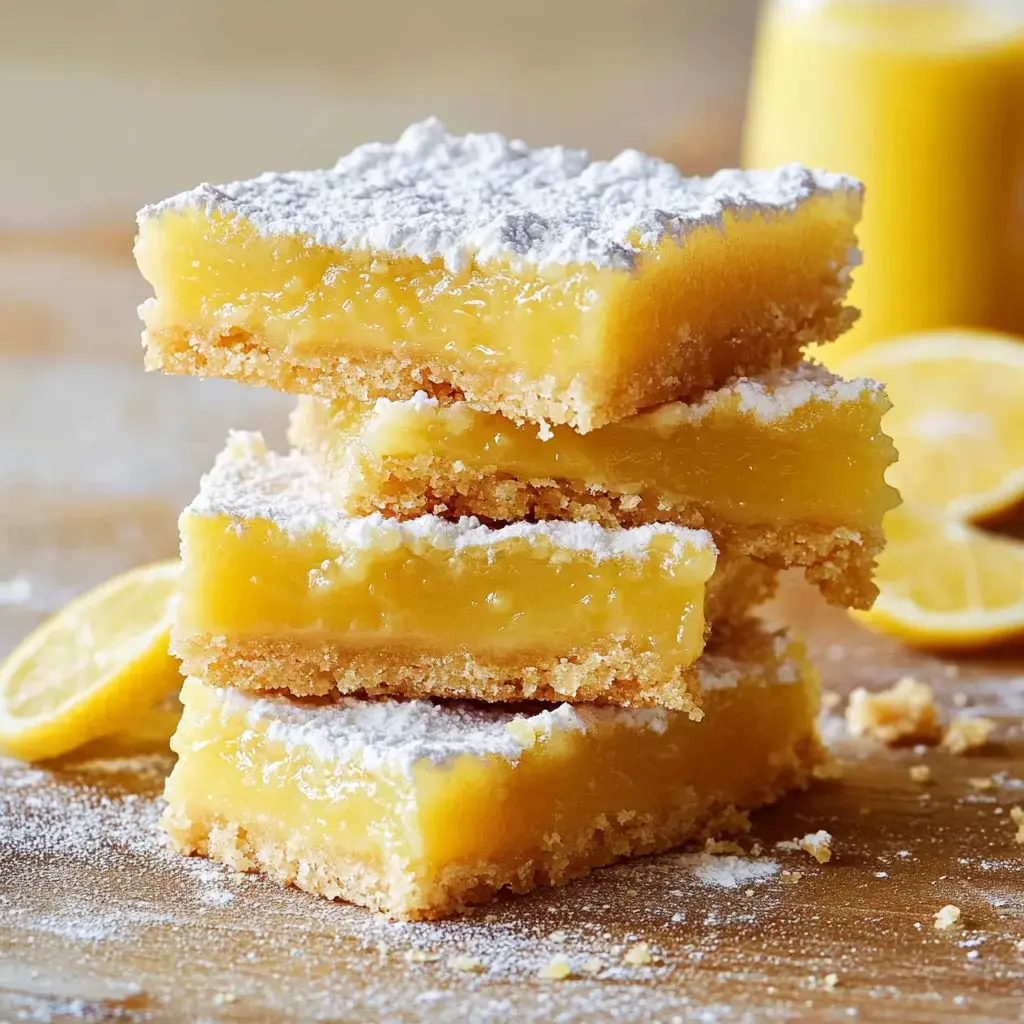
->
[855,504,1024,648]
[838,330,1024,520]
[0,560,182,761]
[77,692,184,759]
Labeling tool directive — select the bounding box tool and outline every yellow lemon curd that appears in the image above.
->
[161,628,823,920]
[173,433,719,711]
[290,364,899,609]
[135,121,862,432]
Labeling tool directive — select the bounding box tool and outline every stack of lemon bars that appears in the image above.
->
[135,120,898,920]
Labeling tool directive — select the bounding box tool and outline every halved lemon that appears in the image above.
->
[0,560,182,761]
[838,330,1024,521]
[855,504,1024,648]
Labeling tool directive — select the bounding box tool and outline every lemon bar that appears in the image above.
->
[173,433,774,712]
[290,364,899,609]
[161,627,824,920]
[136,118,863,433]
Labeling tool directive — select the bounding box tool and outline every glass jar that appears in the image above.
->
[744,0,1024,363]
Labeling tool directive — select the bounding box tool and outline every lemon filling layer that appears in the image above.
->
[136,120,863,432]
[161,628,824,920]
[174,433,720,708]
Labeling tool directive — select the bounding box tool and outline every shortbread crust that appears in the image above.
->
[136,119,863,433]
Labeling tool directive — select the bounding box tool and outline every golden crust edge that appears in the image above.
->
[170,637,707,713]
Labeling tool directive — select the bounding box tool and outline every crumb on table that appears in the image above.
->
[934,905,962,931]
[623,942,654,966]
[941,717,996,756]
[538,955,573,980]
[845,677,941,746]
[1011,806,1024,845]
[798,830,833,863]
[909,765,932,784]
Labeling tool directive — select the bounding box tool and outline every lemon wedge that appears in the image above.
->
[0,560,182,761]
[855,504,1024,648]
[838,330,1024,520]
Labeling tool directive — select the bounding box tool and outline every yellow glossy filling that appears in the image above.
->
[177,514,714,667]
[304,385,898,527]
[136,196,854,385]
[166,659,817,889]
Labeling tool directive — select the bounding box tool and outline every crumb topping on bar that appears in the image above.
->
[139,118,862,274]
[369,364,887,430]
[206,636,801,775]
[188,431,715,560]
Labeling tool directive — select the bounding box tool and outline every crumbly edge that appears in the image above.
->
[159,731,824,921]
[296,443,880,610]
[171,638,706,713]
[171,559,776,710]
[142,294,852,432]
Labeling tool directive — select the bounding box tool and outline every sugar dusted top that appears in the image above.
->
[371,363,888,430]
[213,686,667,774]
[208,632,799,773]
[187,431,715,562]
[642,363,890,428]
[139,117,862,273]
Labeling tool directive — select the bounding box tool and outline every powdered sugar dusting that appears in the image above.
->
[212,683,669,773]
[204,636,798,773]
[187,431,715,562]
[368,363,887,432]
[642,362,889,429]
[689,855,780,889]
[139,118,862,274]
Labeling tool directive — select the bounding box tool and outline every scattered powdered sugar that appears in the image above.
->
[0,753,238,943]
[686,855,780,890]
[139,118,862,274]
[187,430,715,562]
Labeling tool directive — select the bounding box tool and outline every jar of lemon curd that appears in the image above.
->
[744,0,1024,363]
